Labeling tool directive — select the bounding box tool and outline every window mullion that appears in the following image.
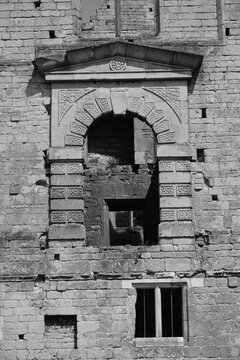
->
[155,286,162,337]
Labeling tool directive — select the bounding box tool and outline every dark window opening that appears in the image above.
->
[197,149,205,162]
[135,288,155,337]
[45,315,77,349]
[128,39,134,43]
[85,114,158,248]
[54,254,60,260]
[88,114,134,166]
[149,7,153,12]
[212,195,218,201]
[107,4,110,9]
[49,30,56,38]
[107,199,145,246]
[201,108,207,118]
[225,28,230,36]
[135,286,184,338]
[105,198,158,246]
[161,288,183,337]
[18,334,25,340]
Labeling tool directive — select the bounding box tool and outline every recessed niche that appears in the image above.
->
[34,0,41,8]
[197,149,205,162]
[212,195,218,201]
[201,108,207,118]
[54,254,60,260]
[45,315,77,349]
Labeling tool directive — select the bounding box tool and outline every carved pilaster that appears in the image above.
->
[158,144,194,240]
[47,147,85,244]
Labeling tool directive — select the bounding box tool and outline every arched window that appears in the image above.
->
[83,113,159,247]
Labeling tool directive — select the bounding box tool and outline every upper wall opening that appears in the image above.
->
[86,113,156,169]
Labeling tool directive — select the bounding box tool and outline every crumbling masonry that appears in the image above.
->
[1,0,240,359]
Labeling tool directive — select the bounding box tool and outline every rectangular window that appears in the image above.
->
[104,199,145,246]
[135,285,187,338]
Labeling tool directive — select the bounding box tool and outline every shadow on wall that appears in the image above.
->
[25,66,50,98]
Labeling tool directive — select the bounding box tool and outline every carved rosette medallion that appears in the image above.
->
[109,56,127,71]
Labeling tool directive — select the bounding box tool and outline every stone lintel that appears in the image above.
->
[159,222,195,237]
[48,147,84,161]
[157,144,193,159]
[48,225,86,240]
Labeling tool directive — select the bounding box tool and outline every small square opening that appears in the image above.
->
[212,195,218,201]
[225,28,230,36]
[18,334,25,340]
[49,30,56,39]
[34,0,41,8]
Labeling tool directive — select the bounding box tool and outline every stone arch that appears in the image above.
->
[64,91,180,147]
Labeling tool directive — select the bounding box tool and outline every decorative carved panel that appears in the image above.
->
[58,89,94,124]
[177,184,192,196]
[67,188,83,199]
[160,185,175,196]
[160,209,175,221]
[51,188,66,199]
[159,161,174,172]
[145,87,180,120]
[51,163,66,175]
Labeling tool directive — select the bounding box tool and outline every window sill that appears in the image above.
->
[134,337,185,347]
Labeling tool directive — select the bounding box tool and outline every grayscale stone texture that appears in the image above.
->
[0,0,240,359]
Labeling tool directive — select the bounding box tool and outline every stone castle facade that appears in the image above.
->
[0,0,240,359]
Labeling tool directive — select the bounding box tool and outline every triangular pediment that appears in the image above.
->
[35,41,203,82]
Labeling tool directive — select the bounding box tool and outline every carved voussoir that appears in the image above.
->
[75,111,93,127]
[127,97,142,113]
[96,98,112,114]
[84,102,101,119]
[65,134,83,146]
[153,119,169,134]
[71,121,87,136]
[138,102,155,118]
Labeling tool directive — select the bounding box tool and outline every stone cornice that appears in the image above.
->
[35,41,203,82]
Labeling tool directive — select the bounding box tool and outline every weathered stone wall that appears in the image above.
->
[81,0,221,41]
[1,0,240,359]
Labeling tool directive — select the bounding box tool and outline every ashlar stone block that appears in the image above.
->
[48,224,86,240]
[159,222,194,237]
[51,199,84,210]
